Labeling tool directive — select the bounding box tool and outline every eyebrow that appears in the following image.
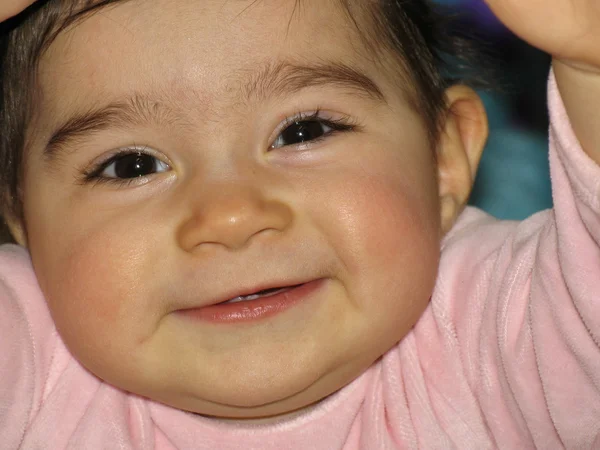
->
[242,60,385,104]
[44,94,180,160]
[44,61,385,159]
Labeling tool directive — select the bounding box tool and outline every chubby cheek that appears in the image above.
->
[25,200,161,374]
[309,158,441,345]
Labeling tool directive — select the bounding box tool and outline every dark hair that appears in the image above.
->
[0,0,484,241]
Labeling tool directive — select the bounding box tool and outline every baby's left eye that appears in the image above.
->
[270,112,357,150]
[271,120,333,149]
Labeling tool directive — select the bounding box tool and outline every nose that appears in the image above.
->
[177,183,293,252]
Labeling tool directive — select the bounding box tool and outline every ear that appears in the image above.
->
[436,85,488,234]
[3,208,27,247]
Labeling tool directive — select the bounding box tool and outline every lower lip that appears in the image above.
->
[179,279,325,324]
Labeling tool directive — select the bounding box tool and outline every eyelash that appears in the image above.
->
[79,110,359,186]
[270,110,358,148]
[79,147,161,188]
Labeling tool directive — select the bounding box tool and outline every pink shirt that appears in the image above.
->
[2,73,599,449]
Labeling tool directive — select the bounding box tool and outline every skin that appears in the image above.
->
[484,0,600,165]
[0,0,35,21]
[8,0,487,421]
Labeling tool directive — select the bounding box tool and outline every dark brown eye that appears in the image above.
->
[272,120,332,148]
[100,152,170,179]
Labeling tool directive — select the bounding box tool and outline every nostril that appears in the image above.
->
[176,185,294,252]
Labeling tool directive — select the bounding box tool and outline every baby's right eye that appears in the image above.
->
[84,150,170,183]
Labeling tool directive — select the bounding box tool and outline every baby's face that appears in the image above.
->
[22,0,443,419]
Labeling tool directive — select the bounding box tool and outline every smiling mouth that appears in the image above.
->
[222,285,303,304]
[179,279,325,323]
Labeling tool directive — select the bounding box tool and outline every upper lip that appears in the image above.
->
[186,280,311,308]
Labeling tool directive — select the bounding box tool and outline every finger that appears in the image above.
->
[0,0,37,22]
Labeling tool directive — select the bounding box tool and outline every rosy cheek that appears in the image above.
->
[38,259,113,355]
[315,166,440,341]
[32,223,145,347]
[332,173,439,272]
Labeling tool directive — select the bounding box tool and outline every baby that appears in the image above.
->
[1,0,599,448]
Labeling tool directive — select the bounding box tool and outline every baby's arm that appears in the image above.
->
[553,63,600,166]
[416,76,600,447]
[449,1,600,445]
[0,246,55,448]
[401,2,600,446]
[484,0,600,165]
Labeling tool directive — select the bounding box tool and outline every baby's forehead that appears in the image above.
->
[40,0,404,96]
[53,0,366,37]
[48,0,395,65]
[34,0,413,139]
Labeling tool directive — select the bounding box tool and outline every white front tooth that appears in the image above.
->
[225,289,289,304]
[228,294,258,304]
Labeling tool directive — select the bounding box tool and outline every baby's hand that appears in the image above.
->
[485,0,600,73]
[0,0,36,22]
[486,0,600,166]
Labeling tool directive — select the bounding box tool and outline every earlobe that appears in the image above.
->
[4,212,27,247]
[436,85,488,234]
